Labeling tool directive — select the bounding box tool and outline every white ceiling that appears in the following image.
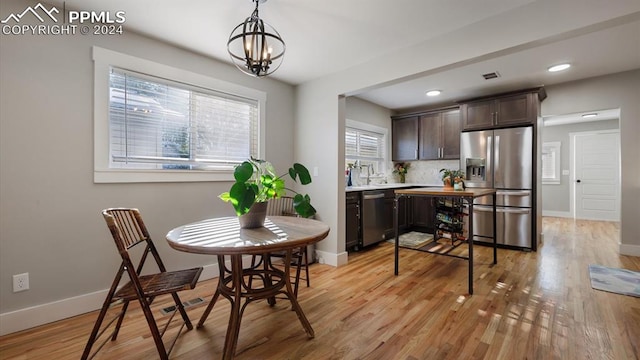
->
[47,0,640,111]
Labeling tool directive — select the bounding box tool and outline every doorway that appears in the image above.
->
[570,130,621,221]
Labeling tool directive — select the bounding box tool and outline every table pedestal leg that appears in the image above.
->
[282,250,314,338]
[221,255,244,360]
[197,255,226,328]
[200,252,315,359]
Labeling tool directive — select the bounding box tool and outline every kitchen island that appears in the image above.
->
[393,187,497,295]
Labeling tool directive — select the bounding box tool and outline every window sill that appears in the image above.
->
[94,169,234,183]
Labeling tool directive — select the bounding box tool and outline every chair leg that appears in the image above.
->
[82,265,126,360]
[293,249,304,298]
[171,292,193,330]
[81,297,114,360]
[137,297,170,360]
[111,300,130,341]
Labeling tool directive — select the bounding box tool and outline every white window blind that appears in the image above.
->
[345,126,385,173]
[109,67,258,171]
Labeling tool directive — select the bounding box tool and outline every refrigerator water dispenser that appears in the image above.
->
[466,158,486,181]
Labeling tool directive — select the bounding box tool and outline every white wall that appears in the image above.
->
[541,70,640,255]
[0,0,295,333]
[541,119,619,214]
[295,0,640,266]
[345,96,393,175]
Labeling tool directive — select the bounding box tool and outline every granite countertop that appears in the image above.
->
[345,183,443,192]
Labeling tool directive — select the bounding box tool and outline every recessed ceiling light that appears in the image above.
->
[426,90,441,97]
[582,113,598,118]
[548,63,571,72]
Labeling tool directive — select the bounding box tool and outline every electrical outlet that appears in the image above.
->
[13,273,29,292]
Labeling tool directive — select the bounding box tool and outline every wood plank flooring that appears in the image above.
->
[1,217,639,359]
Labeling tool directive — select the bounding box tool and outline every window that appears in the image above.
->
[93,46,266,183]
[345,120,387,175]
[542,141,561,184]
[109,68,257,170]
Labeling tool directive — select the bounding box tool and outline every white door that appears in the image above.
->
[573,131,620,221]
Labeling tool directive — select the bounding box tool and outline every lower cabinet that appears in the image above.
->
[345,192,361,250]
[345,188,437,251]
[410,196,435,232]
[382,190,396,240]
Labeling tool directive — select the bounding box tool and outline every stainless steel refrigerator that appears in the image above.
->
[460,126,534,249]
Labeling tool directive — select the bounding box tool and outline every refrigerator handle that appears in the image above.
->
[472,206,530,215]
[487,135,492,183]
[495,135,500,165]
[496,190,531,196]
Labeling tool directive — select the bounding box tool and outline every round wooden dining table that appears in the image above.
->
[166,215,330,360]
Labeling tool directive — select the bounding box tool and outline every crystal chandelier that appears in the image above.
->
[227,0,285,77]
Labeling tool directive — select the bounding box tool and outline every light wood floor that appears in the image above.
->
[1,217,639,359]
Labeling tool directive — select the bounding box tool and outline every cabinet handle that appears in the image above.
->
[415,149,418,159]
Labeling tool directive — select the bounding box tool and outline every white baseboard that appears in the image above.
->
[542,210,572,218]
[620,243,640,257]
[0,256,257,336]
[314,249,347,267]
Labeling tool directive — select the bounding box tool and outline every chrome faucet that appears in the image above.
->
[365,164,372,185]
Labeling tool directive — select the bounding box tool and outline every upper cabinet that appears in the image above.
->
[460,88,546,131]
[393,107,460,161]
[392,115,419,161]
[419,108,461,160]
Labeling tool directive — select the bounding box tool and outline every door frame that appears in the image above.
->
[569,129,621,220]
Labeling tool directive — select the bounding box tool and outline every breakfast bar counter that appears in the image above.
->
[393,187,497,295]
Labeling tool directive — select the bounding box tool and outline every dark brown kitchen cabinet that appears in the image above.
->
[346,192,361,250]
[410,196,434,232]
[392,116,419,161]
[419,108,460,160]
[460,88,546,130]
[382,190,396,240]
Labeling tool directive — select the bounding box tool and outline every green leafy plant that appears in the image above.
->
[439,168,465,183]
[219,157,317,218]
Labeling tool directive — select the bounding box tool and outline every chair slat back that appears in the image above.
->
[267,196,297,217]
[102,208,168,274]
[103,208,149,250]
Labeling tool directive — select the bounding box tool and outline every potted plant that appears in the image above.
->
[219,157,317,228]
[393,162,410,183]
[439,168,465,190]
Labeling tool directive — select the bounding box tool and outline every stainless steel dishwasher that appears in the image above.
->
[361,190,387,247]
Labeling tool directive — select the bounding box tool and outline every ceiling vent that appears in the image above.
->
[482,72,501,80]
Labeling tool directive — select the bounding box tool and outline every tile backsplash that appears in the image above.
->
[389,160,460,184]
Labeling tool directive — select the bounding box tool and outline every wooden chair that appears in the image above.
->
[261,197,311,297]
[82,208,203,360]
